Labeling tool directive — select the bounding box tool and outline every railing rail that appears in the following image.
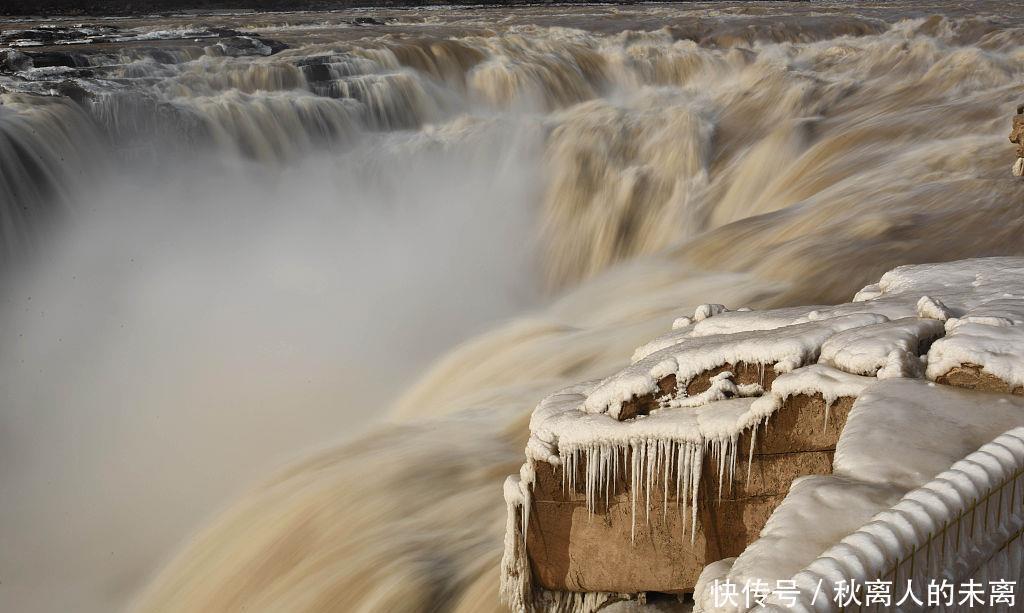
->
[846,464,1024,612]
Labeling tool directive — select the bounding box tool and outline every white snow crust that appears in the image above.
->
[592,314,886,419]
[818,317,942,378]
[604,258,1024,419]
[927,322,1024,389]
[834,379,1024,489]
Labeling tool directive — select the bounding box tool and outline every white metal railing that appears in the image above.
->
[751,427,1024,613]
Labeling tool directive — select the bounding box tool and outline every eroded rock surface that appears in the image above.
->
[1011,105,1024,176]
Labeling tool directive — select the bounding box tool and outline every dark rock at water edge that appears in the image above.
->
[0,50,33,72]
[0,0,613,17]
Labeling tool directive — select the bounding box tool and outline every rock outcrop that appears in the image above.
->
[501,258,1024,611]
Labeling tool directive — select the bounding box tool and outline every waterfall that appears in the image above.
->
[2,5,1024,613]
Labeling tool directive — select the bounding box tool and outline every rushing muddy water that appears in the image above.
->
[2,2,1024,612]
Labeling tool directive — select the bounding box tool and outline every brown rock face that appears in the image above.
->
[616,362,779,421]
[750,393,853,454]
[685,362,779,396]
[1010,107,1024,158]
[618,374,678,421]
[528,459,711,593]
[935,363,1024,395]
[526,393,854,594]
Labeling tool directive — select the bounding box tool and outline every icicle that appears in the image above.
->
[567,449,573,497]
[663,440,673,518]
[563,449,570,497]
[675,441,684,506]
[822,398,832,434]
[561,450,567,495]
[690,445,702,543]
[590,445,597,513]
[577,448,585,501]
[716,438,726,502]
[606,444,614,511]
[644,440,653,525]
[585,445,594,516]
[575,449,580,497]
[679,443,690,537]
[578,448,582,497]
[729,434,738,495]
[587,445,594,515]
[630,441,639,543]
[747,421,759,483]
[601,446,607,509]
[521,485,530,549]
[599,445,607,512]
[574,449,579,498]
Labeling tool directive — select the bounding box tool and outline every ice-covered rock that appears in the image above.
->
[928,324,1024,394]
[595,258,1024,420]
[926,289,1024,394]
[502,258,1024,612]
[1010,105,1024,176]
[818,317,941,377]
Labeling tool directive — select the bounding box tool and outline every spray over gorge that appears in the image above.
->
[2,2,1024,612]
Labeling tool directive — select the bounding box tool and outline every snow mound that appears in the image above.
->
[927,323,1024,390]
[818,317,942,378]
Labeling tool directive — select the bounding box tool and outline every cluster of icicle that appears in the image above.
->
[501,430,763,612]
[501,473,534,613]
[501,469,625,613]
[559,431,757,544]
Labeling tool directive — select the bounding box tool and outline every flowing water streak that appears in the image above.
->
[0,94,99,258]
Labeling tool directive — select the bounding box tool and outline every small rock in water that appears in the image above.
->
[0,49,32,72]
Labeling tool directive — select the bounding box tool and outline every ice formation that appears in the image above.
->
[818,318,942,378]
[604,258,1024,420]
[589,313,887,419]
[528,382,758,541]
[507,366,877,611]
[927,323,1024,390]
[504,258,1024,612]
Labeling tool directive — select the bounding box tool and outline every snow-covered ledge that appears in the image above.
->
[503,258,1024,613]
[749,427,1024,613]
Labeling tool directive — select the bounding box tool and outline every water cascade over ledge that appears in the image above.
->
[2,3,1024,612]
